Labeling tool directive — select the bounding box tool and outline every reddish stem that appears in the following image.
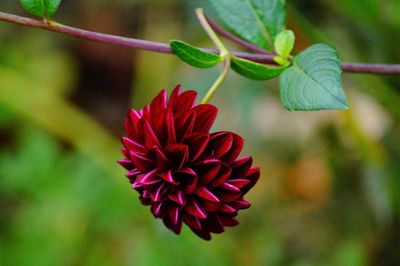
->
[0,11,399,75]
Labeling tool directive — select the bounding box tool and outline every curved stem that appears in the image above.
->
[205,15,272,55]
[0,11,400,75]
[195,8,229,55]
[201,56,231,104]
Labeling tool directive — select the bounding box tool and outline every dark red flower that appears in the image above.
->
[118,85,259,240]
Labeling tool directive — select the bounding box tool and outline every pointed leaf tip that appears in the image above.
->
[170,40,222,68]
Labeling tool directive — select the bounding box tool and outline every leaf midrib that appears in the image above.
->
[245,0,273,49]
[292,59,347,107]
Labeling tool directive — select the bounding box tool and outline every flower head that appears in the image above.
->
[118,85,259,240]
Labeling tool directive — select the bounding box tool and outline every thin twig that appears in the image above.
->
[0,11,400,75]
[206,15,273,55]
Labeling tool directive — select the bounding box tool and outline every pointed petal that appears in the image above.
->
[168,84,182,107]
[140,120,161,150]
[183,214,202,231]
[209,162,232,188]
[201,200,220,212]
[150,90,168,138]
[165,108,177,143]
[169,206,180,226]
[185,200,207,219]
[182,133,210,162]
[130,153,155,172]
[191,228,211,241]
[140,169,160,186]
[169,189,186,205]
[122,137,145,153]
[117,159,135,170]
[152,201,166,217]
[195,187,220,202]
[225,179,251,189]
[150,89,167,111]
[152,183,170,202]
[219,215,239,227]
[218,204,237,213]
[241,167,260,193]
[192,104,218,133]
[221,133,244,163]
[230,200,251,210]
[165,144,189,169]
[220,182,241,192]
[169,86,197,113]
[194,159,221,185]
[203,214,224,234]
[163,215,183,234]
[155,147,171,171]
[174,168,198,194]
[158,170,175,183]
[231,156,253,178]
[209,132,233,158]
[174,111,196,141]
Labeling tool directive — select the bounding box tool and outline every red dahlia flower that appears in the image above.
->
[118,85,259,240]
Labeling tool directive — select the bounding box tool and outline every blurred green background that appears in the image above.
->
[1,0,400,265]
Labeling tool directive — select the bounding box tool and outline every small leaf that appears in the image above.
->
[209,0,286,51]
[274,30,295,59]
[20,0,62,18]
[170,40,222,69]
[231,56,287,81]
[280,44,348,111]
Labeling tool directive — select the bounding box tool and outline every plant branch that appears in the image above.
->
[1,11,400,75]
[205,15,273,55]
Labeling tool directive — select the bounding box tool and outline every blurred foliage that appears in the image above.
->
[0,0,400,265]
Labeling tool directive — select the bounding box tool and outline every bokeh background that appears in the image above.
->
[1,0,400,265]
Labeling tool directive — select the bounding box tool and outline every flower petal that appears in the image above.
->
[183,214,202,231]
[174,111,196,141]
[140,120,161,150]
[169,189,186,205]
[129,153,155,172]
[185,200,207,219]
[219,215,239,227]
[221,133,244,163]
[225,179,251,189]
[208,162,232,189]
[231,156,253,178]
[195,187,220,202]
[209,132,233,158]
[230,200,251,210]
[192,104,218,133]
[154,147,171,171]
[122,137,145,154]
[194,159,222,185]
[182,133,210,162]
[164,144,189,169]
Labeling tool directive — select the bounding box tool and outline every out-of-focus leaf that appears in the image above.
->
[231,56,287,80]
[170,40,222,68]
[209,0,286,50]
[279,44,348,111]
[19,0,62,18]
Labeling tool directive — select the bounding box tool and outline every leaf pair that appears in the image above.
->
[170,40,286,81]
[20,0,62,19]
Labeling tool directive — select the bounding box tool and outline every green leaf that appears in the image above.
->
[231,56,287,81]
[170,40,222,69]
[274,30,295,59]
[280,44,349,111]
[20,0,62,18]
[209,0,286,50]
